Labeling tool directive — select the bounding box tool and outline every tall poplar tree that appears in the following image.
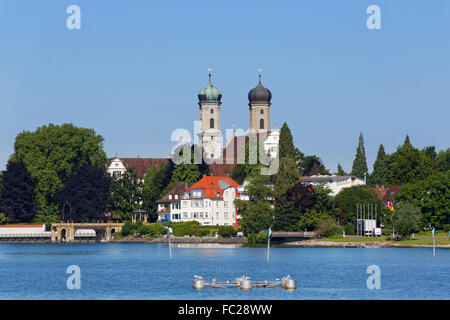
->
[369,144,389,186]
[351,132,369,180]
[279,122,296,159]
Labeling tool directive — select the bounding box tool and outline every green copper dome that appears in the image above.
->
[198,74,222,103]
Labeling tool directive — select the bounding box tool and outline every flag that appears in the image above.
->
[267,227,272,238]
[432,228,436,237]
[168,227,173,235]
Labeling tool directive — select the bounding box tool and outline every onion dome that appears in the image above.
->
[198,73,222,104]
[248,75,272,105]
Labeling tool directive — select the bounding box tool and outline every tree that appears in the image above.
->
[231,134,269,183]
[394,171,450,228]
[388,135,435,185]
[336,163,347,176]
[435,148,450,174]
[273,195,296,231]
[274,157,300,199]
[108,168,143,220]
[142,163,172,222]
[312,185,336,213]
[369,144,389,186]
[392,202,421,239]
[274,182,316,231]
[0,161,37,223]
[351,132,368,180]
[56,164,112,222]
[10,123,107,221]
[234,176,273,237]
[169,144,209,186]
[334,185,383,222]
[279,122,296,159]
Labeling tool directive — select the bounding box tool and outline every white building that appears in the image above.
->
[157,176,240,226]
[301,175,366,196]
[106,154,169,180]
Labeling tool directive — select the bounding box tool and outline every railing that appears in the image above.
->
[0,233,51,238]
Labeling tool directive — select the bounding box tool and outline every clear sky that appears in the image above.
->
[1,0,449,173]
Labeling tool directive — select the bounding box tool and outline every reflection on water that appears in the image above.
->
[0,243,449,300]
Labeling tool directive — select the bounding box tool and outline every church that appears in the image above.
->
[107,72,280,178]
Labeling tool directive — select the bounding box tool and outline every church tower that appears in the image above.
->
[198,71,223,160]
[248,73,272,133]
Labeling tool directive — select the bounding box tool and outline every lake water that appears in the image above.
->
[0,243,449,300]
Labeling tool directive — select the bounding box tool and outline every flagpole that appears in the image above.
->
[166,226,172,260]
[432,228,436,258]
[267,236,270,261]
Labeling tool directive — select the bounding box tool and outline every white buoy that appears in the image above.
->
[240,278,253,290]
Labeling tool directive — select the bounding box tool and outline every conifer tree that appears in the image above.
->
[351,132,369,180]
[369,144,389,186]
[279,122,296,159]
[336,163,347,176]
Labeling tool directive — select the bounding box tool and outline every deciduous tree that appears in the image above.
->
[56,164,112,222]
[0,161,37,223]
[10,123,107,221]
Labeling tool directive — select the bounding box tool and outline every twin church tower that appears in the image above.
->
[198,71,274,160]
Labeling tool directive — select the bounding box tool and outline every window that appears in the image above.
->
[175,194,178,199]
[204,212,209,218]
[260,109,264,114]
[260,118,264,129]
[210,109,214,114]
[169,195,172,200]
[183,212,188,218]
[193,212,198,218]
[112,171,121,178]
[210,118,214,129]
[224,201,228,208]
[200,212,204,218]
[224,213,229,219]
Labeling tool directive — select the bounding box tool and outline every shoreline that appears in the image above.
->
[1,237,449,248]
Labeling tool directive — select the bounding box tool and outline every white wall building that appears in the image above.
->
[301,175,366,196]
[157,176,240,226]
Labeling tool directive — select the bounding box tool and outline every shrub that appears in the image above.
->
[218,226,237,238]
[344,223,355,235]
[121,221,135,236]
[247,232,268,245]
[113,231,124,240]
[165,221,200,236]
[443,224,450,232]
[196,229,210,237]
[315,217,343,237]
[255,232,268,244]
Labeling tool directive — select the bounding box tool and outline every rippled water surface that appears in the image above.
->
[0,243,449,299]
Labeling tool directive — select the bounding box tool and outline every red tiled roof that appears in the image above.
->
[373,185,403,202]
[108,158,170,179]
[187,176,239,199]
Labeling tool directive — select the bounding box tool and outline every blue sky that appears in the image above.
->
[0,0,449,173]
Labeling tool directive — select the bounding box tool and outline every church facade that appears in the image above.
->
[107,73,279,178]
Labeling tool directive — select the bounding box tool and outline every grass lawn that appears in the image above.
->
[320,231,450,246]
